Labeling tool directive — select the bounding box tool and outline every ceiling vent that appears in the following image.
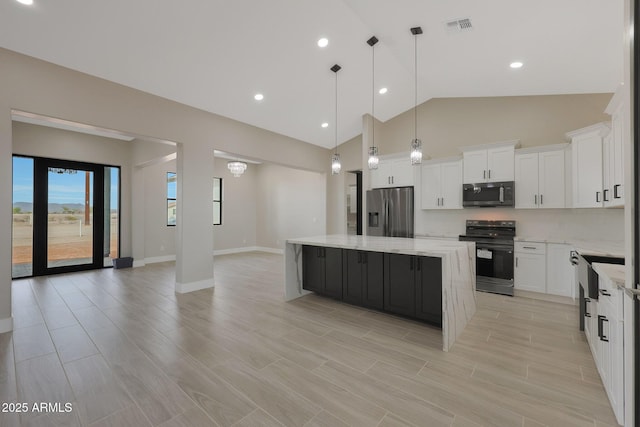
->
[445,18,473,33]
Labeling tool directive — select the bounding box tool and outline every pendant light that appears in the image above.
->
[409,26,423,165]
[331,64,342,175]
[227,160,247,177]
[367,36,379,170]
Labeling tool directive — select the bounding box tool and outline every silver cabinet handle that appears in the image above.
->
[523,246,536,250]
[441,197,444,206]
[596,191,601,203]
[488,169,491,179]
[540,194,543,205]
[534,194,537,205]
[515,257,518,268]
[614,184,621,199]
[483,170,486,179]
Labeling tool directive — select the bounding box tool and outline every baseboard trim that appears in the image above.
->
[133,260,146,268]
[175,278,214,294]
[0,317,13,333]
[145,255,176,264]
[514,290,577,305]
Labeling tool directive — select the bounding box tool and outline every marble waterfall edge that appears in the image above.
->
[284,235,477,351]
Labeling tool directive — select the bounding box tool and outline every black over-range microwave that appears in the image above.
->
[462,181,515,207]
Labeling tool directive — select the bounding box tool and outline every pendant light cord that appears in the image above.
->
[372,43,375,149]
[335,70,338,155]
[414,33,417,141]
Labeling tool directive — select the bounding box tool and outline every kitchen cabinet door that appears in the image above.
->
[514,152,539,208]
[487,146,515,182]
[602,133,613,207]
[370,162,393,188]
[363,251,384,310]
[538,150,566,208]
[420,163,441,209]
[302,246,325,293]
[462,150,487,184]
[343,250,363,305]
[545,244,574,297]
[391,158,414,187]
[611,112,624,206]
[415,256,442,325]
[323,247,343,299]
[571,131,604,208]
[384,253,416,317]
[440,161,463,209]
[514,252,546,293]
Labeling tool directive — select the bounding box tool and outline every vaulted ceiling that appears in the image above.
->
[0,0,624,149]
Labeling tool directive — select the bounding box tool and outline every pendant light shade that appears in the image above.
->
[367,36,379,170]
[330,64,342,175]
[410,26,423,165]
[227,161,247,177]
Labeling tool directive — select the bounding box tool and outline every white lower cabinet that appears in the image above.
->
[592,274,624,425]
[514,242,546,293]
[514,241,577,298]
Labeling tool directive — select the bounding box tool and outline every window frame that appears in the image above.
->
[167,172,177,227]
[213,177,222,226]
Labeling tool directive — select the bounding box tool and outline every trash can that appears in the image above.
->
[112,257,133,269]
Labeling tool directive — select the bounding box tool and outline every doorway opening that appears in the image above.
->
[347,171,362,235]
[12,155,120,278]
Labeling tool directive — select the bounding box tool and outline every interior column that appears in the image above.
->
[0,111,13,332]
[175,142,214,293]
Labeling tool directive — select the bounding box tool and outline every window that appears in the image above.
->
[167,172,176,226]
[213,177,222,225]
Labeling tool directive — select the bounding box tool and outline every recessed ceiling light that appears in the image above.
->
[510,61,523,69]
[317,38,329,48]
[254,93,264,101]
[15,0,33,5]
[321,122,329,128]
[379,87,388,95]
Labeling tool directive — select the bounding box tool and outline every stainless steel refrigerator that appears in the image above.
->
[366,187,414,237]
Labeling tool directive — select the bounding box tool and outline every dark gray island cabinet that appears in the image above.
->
[285,235,476,351]
[302,246,443,326]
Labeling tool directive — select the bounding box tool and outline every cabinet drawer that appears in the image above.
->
[515,241,545,254]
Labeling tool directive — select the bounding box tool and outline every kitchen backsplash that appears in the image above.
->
[416,207,624,243]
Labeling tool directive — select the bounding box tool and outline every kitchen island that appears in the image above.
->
[284,235,476,351]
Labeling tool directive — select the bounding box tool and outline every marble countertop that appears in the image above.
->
[414,233,460,240]
[286,234,474,258]
[514,237,624,258]
[592,263,626,288]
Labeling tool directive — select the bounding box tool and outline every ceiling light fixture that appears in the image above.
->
[227,161,247,177]
[321,122,329,128]
[254,93,264,101]
[367,35,379,170]
[330,64,342,175]
[510,61,523,69]
[410,26,423,165]
[379,87,388,95]
[317,38,329,48]
[15,0,33,5]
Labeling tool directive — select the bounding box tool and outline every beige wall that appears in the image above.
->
[378,94,612,157]
[256,163,326,248]
[327,134,362,234]
[213,157,258,251]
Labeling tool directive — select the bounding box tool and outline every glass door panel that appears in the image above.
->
[46,167,94,268]
[12,156,34,278]
[104,166,119,266]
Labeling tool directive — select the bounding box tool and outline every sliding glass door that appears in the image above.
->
[12,156,120,278]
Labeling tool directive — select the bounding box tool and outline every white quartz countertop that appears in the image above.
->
[514,237,624,258]
[286,234,474,257]
[592,263,626,288]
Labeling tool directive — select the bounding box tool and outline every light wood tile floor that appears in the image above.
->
[1,252,618,427]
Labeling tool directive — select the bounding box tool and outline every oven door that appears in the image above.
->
[475,242,514,295]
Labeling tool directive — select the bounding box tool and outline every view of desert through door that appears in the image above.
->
[12,156,119,278]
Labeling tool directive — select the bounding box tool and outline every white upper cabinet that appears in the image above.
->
[420,159,462,210]
[567,123,610,208]
[604,85,626,208]
[515,145,566,209]
[461,140,519,184]
[370,156,415,189]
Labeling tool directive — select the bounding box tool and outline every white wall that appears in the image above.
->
[256,163,326,249]
[142,158,177,260]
